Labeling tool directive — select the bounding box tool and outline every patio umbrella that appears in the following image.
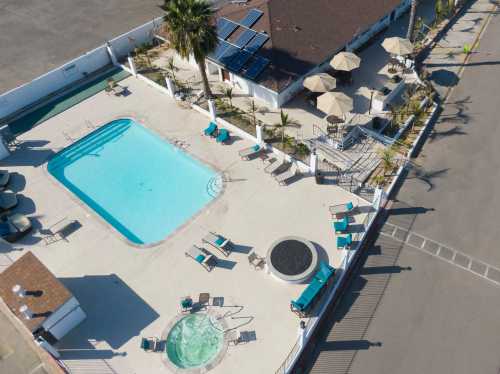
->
[382,37,414,56]
[303,73,337,92]
[317,92,353,118]
[330,52,361,71]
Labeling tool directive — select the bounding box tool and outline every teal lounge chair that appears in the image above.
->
[185,245,217,272]
[216,129,230,143]
[336,233,353,249]
[204,122,217,136]
[290,261,335,317]
[333,215,349,233]
[239,144,263,160]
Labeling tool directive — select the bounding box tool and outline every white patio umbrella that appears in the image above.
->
[303,73,337,92]
[330,52,361,71]
[317,92,353,118]
[381,37,414,56]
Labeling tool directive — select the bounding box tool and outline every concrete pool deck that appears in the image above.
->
[0,75,371,374]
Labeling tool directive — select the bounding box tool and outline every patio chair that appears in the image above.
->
[185,245,217,272]
[43,219,82,245]
[248,251,265,270]
[216,129,230,144]
[0,170,10,189]
[0,191,18,212]
[336,233,353,250]
[180,296,193,313]
[264,159,283,175]
[275,164,298,186]
[202,232,231,257]
[0,213,32,243]
[239,144,263,160]
[333,215,349,233]
[204,121,217,137]
[140,337,161,352]
[329,201,355,219]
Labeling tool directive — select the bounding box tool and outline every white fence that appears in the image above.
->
[0,17,163,120]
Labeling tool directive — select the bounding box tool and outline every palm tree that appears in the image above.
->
[407,0,419,42]
[274,110,300,148]
[163,0,217,99]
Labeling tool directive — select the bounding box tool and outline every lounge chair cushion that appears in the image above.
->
[346,201,354,211]
[195,254,206,263]
[253,144,260,152]
[314,262,335,283]
[215,236,225,246]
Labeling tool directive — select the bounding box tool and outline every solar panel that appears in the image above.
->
[209,40,231,60]
[234,29,257,48]
[218,19,239,40]
[219,45,240,66]
[240,9,263,28]
[227,50,253,72]
[244,33,269,54]
[217,18,229,33]
[244,56,269,80]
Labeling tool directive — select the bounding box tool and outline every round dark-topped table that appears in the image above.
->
[266,236,318,283]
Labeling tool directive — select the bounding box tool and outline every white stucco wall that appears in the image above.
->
[0,17,163,121]
[41,297,86,340]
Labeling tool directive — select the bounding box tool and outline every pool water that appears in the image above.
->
[166,314,224,369]
[48,118,220,245]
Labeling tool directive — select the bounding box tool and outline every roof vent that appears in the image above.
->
[12,284,26,298]
[19,305,33,320]
[293,26,302,32]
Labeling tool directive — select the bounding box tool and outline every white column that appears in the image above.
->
[165,77,175,98]
[208,99,217,122]
[106,42,118,66]
[256,125,263,144]
[36,337,60,358]
[218,68,223,82]
[372,187,384,211]
[0,136,10,160]
[127,55,137,77]
[309,150,318,175]
[297,321,307,349]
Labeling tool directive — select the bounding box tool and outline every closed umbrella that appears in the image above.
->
[330,52,361,71]
[303,73,337,92]
[382,37,414,56]
[317,92,353,118]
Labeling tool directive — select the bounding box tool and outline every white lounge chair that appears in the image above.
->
[275,164,298,186]
[185,245,216,272]
[202,232,231,257]
[264,159,283,175]
[238,145,263,160]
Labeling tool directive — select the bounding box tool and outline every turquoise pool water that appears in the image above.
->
[48,118,220,245]
[9,68,130,135]
[166,314,224,369]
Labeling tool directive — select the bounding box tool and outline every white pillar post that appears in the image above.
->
[36,337,60,358]
[218,68,223,82]
[372,187,384,211]
[0,136,10,160]
[208,99,217,122]
[127,55,137,77]
[309,150,318,175]
[256,125,263,144]
[297,320,307,349]
[165,77,175,98]
[106,41,118,66]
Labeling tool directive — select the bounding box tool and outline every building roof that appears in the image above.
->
[0,252,72,333]
[216,0,402,92]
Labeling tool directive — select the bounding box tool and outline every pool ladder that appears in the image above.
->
[206,175,223,198]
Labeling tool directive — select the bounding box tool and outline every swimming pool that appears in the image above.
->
[48,118,221,245]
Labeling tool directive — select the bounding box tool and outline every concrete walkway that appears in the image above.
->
[422,0,499,98]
